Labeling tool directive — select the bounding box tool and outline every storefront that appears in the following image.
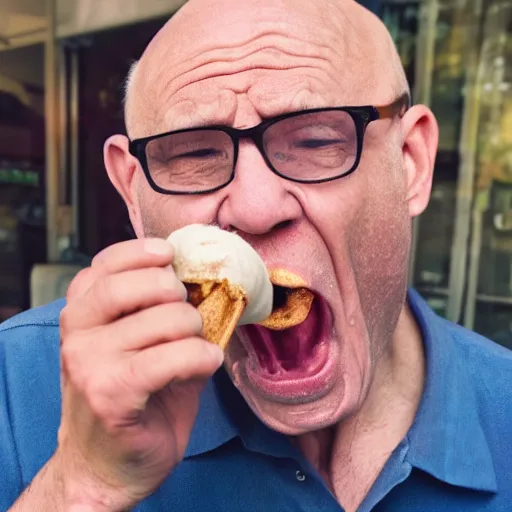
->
[0,0,183,319]
[1,0,512,348]
[0,44,46,320]
[382,0,512,347]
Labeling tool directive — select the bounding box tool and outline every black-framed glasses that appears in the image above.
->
[128,94,410,195]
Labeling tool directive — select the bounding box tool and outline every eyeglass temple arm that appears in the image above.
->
[373,93,411,120]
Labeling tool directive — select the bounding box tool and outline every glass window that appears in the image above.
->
[383,0,512,348]
[74,18,167,256]
[0,44,46,321]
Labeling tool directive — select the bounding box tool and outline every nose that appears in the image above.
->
[217,141,303,235]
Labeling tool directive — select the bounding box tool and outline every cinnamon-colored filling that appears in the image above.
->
[257,267,316,331]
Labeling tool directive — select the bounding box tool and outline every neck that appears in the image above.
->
[294,303,425,511]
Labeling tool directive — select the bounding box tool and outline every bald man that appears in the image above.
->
[2,1,512,511]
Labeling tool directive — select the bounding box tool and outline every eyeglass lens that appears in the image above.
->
[144,110,358,193]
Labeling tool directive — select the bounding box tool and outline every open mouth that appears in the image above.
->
[248,288,330,374]
[239,270,336,402]
[258,285,315,332]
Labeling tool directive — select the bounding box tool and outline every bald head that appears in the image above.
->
[124,0,408,138]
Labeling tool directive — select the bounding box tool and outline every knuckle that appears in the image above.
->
[123,357,149,396]
[60,334,88,388]
[124,357,139,386]
[66,267,94,300]
[87,275,116,314]
[60,331,84,363]
[94,273,114,300]
[84,375,113,419]
[90,243,118,268]
[60,334,76,364]
[84,371,138,432]
[59,306,73,336]
[90,251,106,268]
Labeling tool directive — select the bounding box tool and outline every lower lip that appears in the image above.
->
[241,339,337,405]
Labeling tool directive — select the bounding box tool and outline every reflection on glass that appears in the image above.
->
[381,2,419,87]
[413,179,456,290]
[77,18,166,255]
[471,1,512,345]
[383,0,512,348]
[385,0,473,298]
[0,45,46,321]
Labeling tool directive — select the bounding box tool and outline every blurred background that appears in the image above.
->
[1,0,512,350]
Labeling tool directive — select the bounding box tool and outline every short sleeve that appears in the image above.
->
[0,303,63,509]
[0,334,23,509]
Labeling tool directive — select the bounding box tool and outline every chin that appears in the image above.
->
[233,374,352,436]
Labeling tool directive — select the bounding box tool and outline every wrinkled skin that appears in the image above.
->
[104,0,438,507]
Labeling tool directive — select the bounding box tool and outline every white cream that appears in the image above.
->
[167,224,273,325]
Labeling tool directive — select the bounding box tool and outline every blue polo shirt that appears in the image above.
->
[1,289,511,511]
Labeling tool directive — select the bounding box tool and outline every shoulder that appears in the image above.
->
[0,300,64,348]
[0,299,64,381]
[443,321,512,494]
[0,301,65,507]
[440,319,512,439]
[410,289,512,383]
[443,319,512,430]
[0,299,64,333]
[444,319,512,382]
[0,300,64,384]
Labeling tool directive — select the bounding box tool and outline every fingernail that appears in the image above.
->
[144,238,173,256]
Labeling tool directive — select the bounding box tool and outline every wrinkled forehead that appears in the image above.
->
[147,0,351,67]
[126,0,403,137]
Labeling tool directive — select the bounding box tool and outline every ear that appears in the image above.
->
[103,134,145,237]
[401,105,439,217]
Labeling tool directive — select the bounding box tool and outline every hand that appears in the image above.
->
[53,238,224,510]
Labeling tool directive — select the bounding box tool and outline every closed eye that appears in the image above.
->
[295,139,345,149]
[176,148,222,159]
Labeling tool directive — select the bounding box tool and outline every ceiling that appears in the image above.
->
[0,0,384,50]
[0,0,186,48]
[0,0,47,49]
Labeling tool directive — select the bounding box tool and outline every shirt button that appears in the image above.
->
[295,470,306,482]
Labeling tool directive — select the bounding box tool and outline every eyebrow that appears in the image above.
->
[166,93,411,133]
[259,102,330,120]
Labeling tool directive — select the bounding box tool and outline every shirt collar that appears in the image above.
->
[183,372,239,458]
[185,369,297,460]
[185,289,498,493]
[406,289,497,493]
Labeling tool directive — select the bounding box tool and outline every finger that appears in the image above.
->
[125,337,224,397]
[92,238,174,275]
[102,302,203,351]
[61,267,187,333]
[66,267,100,301]
[66,239,174,302]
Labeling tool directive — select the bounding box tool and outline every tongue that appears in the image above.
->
[244,297,329,375]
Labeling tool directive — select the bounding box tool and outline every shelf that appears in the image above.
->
[475,294,512,306]
[416,285,450,297]
[417,288,512,306]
